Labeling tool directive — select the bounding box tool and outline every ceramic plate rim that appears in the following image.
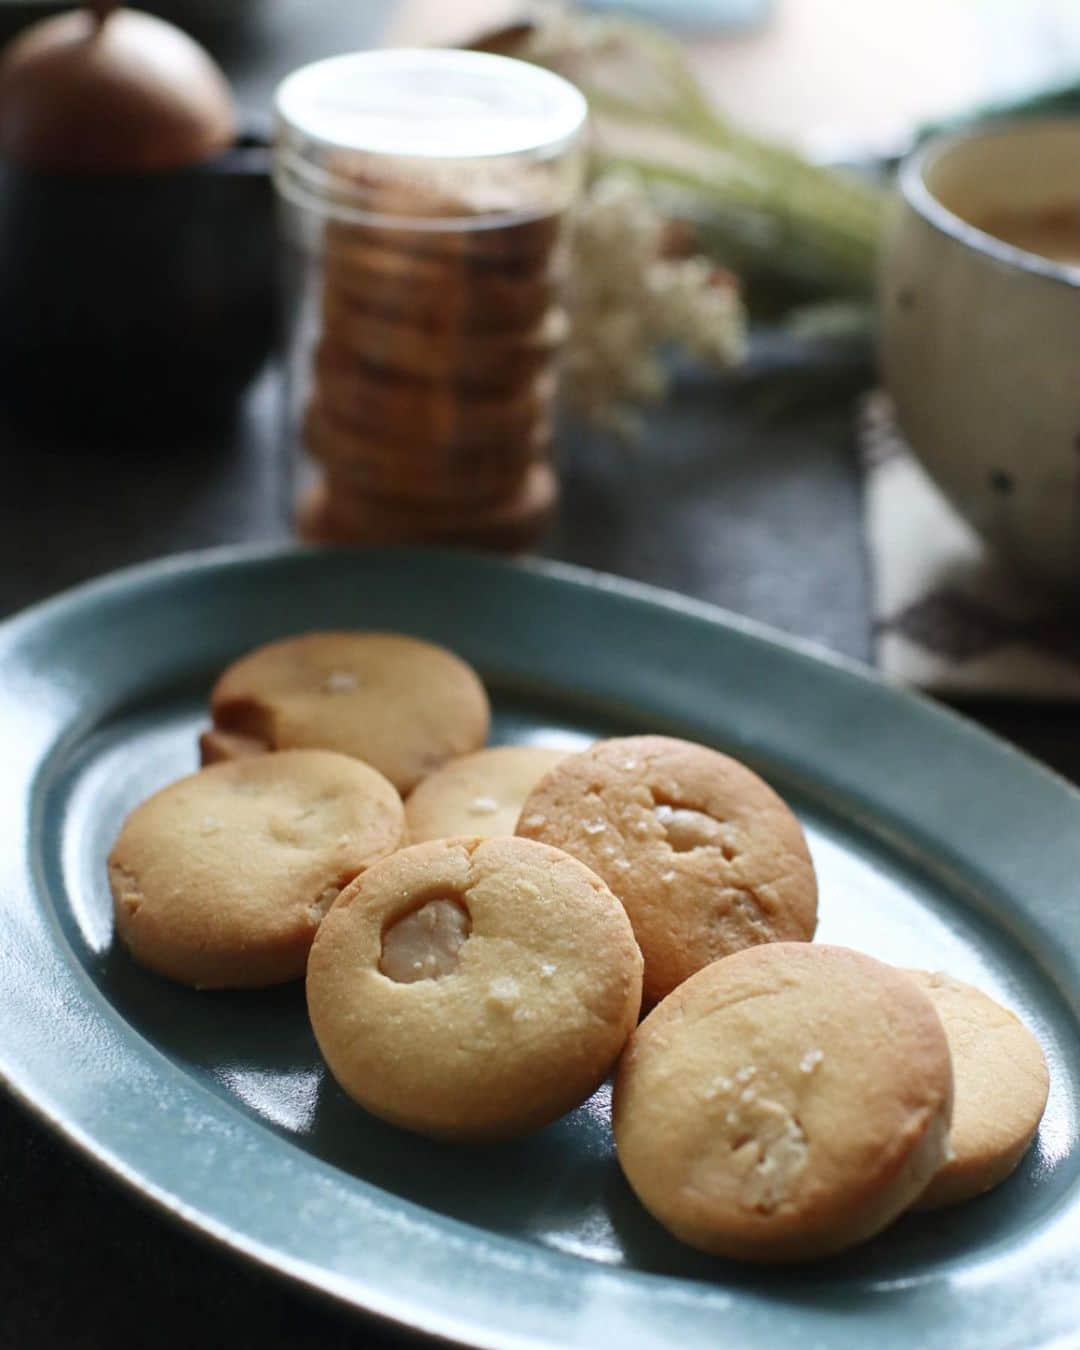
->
[1,542,1078,1349]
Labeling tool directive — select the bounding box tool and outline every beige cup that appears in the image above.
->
[880,119,1080,593]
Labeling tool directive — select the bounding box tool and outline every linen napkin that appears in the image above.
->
[859,391,1080,699]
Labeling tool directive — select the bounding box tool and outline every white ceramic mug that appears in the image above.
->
[880,119,1080,593]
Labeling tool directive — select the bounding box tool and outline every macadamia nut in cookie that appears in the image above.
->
[307,836,643,1141]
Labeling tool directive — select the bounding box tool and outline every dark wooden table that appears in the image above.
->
[1,5,1074,1348]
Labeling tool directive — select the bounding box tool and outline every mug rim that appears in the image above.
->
[900,116,1080,290]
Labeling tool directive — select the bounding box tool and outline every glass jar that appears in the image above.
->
[273,48,587,551]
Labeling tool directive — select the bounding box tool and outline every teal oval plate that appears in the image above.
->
[1,545,1078,1348]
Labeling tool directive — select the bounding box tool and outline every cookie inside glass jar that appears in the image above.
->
[273,49,587,551]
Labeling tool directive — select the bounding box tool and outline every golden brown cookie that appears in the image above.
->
[306,836,643,1140]
[906,970,1050,1210]
[311,419,549,477]
[516,735,818,1005]
[198,726,264,765]
[296,463,558,553]
[317,295,566,389]
[322,243,561,332]
[324,201,564,270]
[613,944,954,1262]
[302,397,548,477]
[204,631,490,793]
[302,402,541,507]
[108,749,406,989]
[405,745,568,843]
[310,352,556,453]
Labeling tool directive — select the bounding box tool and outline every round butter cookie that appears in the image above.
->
[198,726,265,765]
[516,735,817,1004]
[307,836,643,1140]
[302,398,549,479]
[322,241,561,331]
[301,401,540,506]
[311,351,556,452]
[295,464,557,553]
[907,970,1050,1210]
[318,295,566,389]
[323,194,563,267]
[613,944,954,1262]
[203,630,490,793]
[109,749,406,989]
[405,745,568,842]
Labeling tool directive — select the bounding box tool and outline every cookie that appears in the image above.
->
[108,749,406,989]
[296,463,558,553]
[310,352,556,452]
[318,295,566,389]
[323,244,561,332]
[311,417,549,476]
[204,631,490,793]
[302,402,541,507]
[198,726,264,765]
[306,836,643,1140]
[516,735,818,1005]
[323,196,564,268]
[613,944,954,1262]
[906,970,1050,1210]
[405,745,568,843]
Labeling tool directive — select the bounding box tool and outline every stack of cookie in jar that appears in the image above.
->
[297,166,569,551]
